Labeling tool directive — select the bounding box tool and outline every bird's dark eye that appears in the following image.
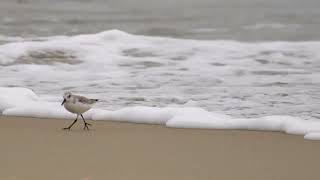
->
[68,95,71,98]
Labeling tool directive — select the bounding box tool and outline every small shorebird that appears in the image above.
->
[61,92,98,130]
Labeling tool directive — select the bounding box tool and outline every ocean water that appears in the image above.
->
[1,0,320,41]
[0,0,320,122]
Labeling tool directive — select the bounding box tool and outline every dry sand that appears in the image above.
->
[1,116,320,180]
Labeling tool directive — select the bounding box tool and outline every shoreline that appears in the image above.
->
[1,115,320,180]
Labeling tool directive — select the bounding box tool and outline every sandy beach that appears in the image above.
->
[0,116,320,180]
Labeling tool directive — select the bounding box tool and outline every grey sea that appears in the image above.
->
[0,0,319,119]
[1,0,320,41]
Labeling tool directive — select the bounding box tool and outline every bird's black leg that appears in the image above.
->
[80,114,92,130]
[63,115,78,130]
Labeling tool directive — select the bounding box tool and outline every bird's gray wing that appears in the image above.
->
[76,95,98,104]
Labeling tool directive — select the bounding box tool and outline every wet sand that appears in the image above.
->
[1,116,320,180]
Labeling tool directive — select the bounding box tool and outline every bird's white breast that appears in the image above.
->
[64,101,91,114]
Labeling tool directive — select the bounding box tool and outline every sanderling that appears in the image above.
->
[61,92,98,130]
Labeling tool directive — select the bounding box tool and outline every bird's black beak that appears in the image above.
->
[61,99,66,106]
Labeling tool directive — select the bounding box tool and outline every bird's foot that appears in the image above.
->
[63,127,71,130]
[83,123,92,130]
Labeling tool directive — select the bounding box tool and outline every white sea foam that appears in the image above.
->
[0,30,319,123]
[304,132,320,140]
[1,87,320,140]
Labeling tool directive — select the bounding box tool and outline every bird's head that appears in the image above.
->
[61,92,72,105]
